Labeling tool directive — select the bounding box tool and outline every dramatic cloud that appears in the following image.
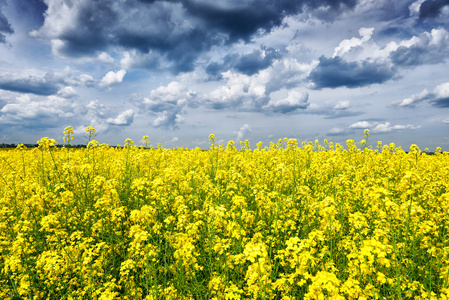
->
[28,0,357,73]
[1,0,449,148]
[419,0,449,19]
[309,27,449,89]
[0,74,61,95]
[0,69,97,97]
[120,50,160,70]
[0,0,14,43]
[308,56,395,89]
[206,47,281,78]
[389,28,449,66]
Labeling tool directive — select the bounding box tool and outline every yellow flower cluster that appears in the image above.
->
[1,128,449,299]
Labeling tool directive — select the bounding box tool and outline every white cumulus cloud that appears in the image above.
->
[391,89,432,108]
[333,27,374,58]
[98,52,115,65]
[57,86,77,98]
[106,109,134,126]
[99,70,126,88]
[433,82,449,99]
[372,122,421,133]
[263,90,309,113]
[236,124,251,142]
[334,100,350,110]
[349,121,373,129]
[349,121,420,133]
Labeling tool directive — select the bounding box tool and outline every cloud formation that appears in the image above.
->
[419,0,449,19]
[392,81,449,108]
[28,0,357,73]
[308,56,395,89]
[0,0,14,43]
[1,0,449,148]
[106,109,134,126]
[332,27,374,58]
[0,74,61,95]
[236,123,251,142]
[99,70,126,88]
[389,28,449,66]
[262,90,309,113]
[308,27,449,89]
[0,94,78,127]
[142,81,197,128]
[206,47,281,78]
[349,120,421,133]
[334,100,350,110]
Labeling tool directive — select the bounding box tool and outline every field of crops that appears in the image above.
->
[1,127,449,299]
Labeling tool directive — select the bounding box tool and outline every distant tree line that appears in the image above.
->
[0,143,88,149]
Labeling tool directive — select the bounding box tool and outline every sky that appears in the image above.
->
[0,0,449,150]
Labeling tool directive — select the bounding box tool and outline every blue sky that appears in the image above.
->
[0,0,449,149]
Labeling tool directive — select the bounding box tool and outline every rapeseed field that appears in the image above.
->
[1,127,449,299]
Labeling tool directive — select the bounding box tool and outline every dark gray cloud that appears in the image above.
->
[431,97,449,107]
[206,47,281,78]
[371,1,414,21]
[389,29,449,66]
[390,45,441,66]
[8,0,47,29]
[0,69,98,96]
[52,1,115,57]
[0,75,60,95]
[306,0,358,21]
[308,56,395,89]
[33,0,358,73]
[0,0,14,43]
[419,0,449,19]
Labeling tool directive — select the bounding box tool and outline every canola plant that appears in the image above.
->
[0,128,448,299]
